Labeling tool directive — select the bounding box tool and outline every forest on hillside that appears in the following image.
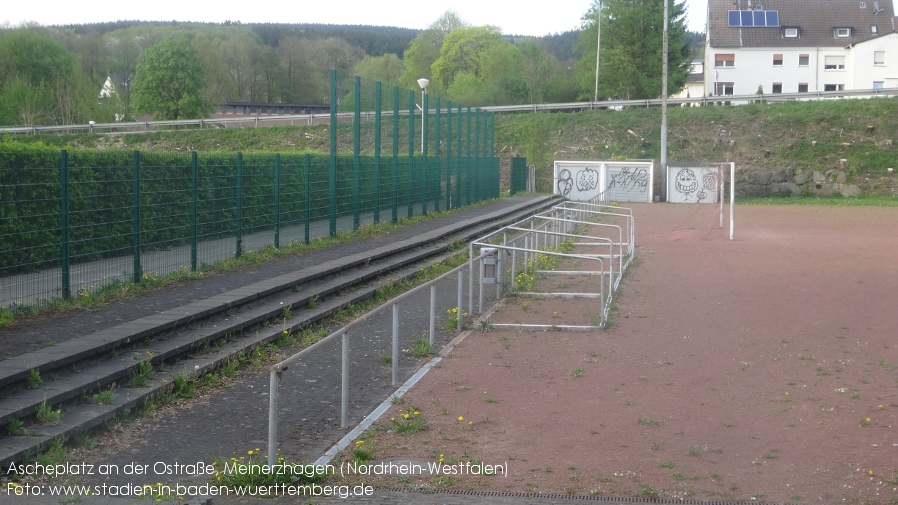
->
[0,2,704,127]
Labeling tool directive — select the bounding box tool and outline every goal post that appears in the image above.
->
[667,162,735,240]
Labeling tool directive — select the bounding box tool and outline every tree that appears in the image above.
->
[400,11,467,91]
[431,26,507,92]
[353,54,405,86]
[574,0,691,100]
[131,37,213,120]
[0,28,99,125]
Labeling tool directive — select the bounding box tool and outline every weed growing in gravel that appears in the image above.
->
[443,307,468,331]
[127,361,155,387]
[91,388,116,405]
[570,368,584,377]
[26,369,42,389]
[638,417,661,426]
[6,419,26,436]
[389,406,428,434]
[36,401,63,426]
[407,339,435,358]
[212,449,326,490]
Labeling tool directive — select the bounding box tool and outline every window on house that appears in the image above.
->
[799,54,810,66]
[835,27,851,38]
[798,83,809,92]
[872,25,878,34]
[715,82,734,95]
[784,28,799,38]
[715,54,735,67]
[873,81,884,89]
[824,55,846,69]
[874,51,885,65]
[773,54,783,66]
[772,83,783,93]
[824,84,845,91]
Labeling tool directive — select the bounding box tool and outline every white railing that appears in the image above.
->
[3,88,894,135]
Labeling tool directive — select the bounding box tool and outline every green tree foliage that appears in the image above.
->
[0,28,103,125]
[432,26,507,92]
[131,37,213,120]
[575,0,691,100]
[353,54,405,86]
[401,11,466,90]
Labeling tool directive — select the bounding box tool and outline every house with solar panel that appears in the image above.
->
[704,0,898,96]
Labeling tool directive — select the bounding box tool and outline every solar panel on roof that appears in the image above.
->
[728,10,741,26]
[727,10,780,27]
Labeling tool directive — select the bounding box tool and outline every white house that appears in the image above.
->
[671,59,706,100]
[705,0,898,96]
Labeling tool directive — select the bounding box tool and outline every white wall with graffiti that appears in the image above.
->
[666,164,724,204]
[553,160,654,203]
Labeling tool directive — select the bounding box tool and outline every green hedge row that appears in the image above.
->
[0,148,496,276]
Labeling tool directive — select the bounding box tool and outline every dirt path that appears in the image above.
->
[343,203,898,504]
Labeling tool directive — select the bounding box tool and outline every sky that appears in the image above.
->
[1,0,709,36]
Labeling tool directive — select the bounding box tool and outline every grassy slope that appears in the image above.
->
[4,97,897,195]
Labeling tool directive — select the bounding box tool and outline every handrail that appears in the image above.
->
[3,88,894,135]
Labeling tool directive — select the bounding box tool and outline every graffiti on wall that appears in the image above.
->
[554,161,654,203]
[607,166,649,193]
[668,166,721,203]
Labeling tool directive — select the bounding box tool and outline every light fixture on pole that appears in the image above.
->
[417,78,429,153]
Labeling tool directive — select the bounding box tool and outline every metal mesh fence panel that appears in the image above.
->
[0,72,500,309]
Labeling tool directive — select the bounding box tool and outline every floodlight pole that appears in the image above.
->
[417,78,429,153]
[660,0,670,202]
[594,1,602,102]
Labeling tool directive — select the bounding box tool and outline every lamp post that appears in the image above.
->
[417,78,429,153]
[594,0,602,103]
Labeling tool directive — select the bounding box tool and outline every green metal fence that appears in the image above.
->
[0,71,500,308]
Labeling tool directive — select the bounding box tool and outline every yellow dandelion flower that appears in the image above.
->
[469,421,473,425]
[866,417,872,423]
[414,411,420,415]
[458,416,464,421]
[248,450,254,455]
[356,440,364,446]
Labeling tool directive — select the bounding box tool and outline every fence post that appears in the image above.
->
[190,151,198,271]
[304,155,311,245]
[392,86,399,224]
[457,270,463,332]
[434,96,441,212]
[341,332,349,428]
[329,69,337,237]
[429,284,436,345]
[475,109,481,201]
[132,150,142,283]
[60,150,71,300]
[353,76,361,230]
[236,152,243,258]
[466,106,472,206]
[407,90,414,219]
[267,367,282,469]
[445,99,452,211]
[392,303,399,386]
[274,153,281,248]
[422,91,428,216]
[456,104,462,209]
[374,81,382,224]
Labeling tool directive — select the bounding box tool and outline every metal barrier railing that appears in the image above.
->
[471,195,634,330]
[265,250,493,468]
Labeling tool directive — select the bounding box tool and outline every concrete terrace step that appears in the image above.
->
[0,195,561,468]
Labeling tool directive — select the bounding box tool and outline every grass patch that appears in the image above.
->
[36,401,64,426]
[389,406,428,434]
[407,338,435,358]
